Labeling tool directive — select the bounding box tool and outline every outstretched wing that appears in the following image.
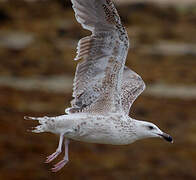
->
[121,66,146,115]
[66,0,129,114]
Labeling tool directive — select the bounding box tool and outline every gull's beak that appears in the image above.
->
[159,132,173,143]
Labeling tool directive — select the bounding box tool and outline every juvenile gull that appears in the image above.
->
[25,0,173,172]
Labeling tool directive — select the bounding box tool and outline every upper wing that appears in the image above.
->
[121,66,146,115]
[71,0,114,33]
[66,0,129,114]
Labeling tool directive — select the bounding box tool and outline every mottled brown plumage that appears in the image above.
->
[25,0,172,172]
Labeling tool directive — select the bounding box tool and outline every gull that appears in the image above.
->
[25,0,173,172]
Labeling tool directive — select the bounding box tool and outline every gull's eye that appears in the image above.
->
[148,126,154,130]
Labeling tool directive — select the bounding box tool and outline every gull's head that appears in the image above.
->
[133,120,173,143]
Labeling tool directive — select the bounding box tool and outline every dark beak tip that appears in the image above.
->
[160,133,173,143]
[169,138,174,144]
[164,135,173,143]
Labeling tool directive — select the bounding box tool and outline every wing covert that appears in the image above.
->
[121,66,146,115]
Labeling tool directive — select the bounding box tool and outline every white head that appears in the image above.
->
[132,119,173,143]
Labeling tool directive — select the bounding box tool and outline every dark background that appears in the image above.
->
[0,0,196,179]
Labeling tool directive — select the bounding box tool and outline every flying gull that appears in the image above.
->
[25,0,173,172]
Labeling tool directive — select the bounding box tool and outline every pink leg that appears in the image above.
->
[51,139,69,172]
[45,134,64,163]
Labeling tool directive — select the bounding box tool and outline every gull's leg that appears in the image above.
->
[45,134,64,163]
[51,138,69,172]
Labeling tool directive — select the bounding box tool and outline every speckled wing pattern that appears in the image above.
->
[121,66,146,115]
[66,0,130,114]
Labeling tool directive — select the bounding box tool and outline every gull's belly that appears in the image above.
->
[68,121,129,145]
[71,132,125,145]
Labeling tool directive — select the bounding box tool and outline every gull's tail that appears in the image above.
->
[24,116,51,133]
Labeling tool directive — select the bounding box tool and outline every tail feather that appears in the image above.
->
[32,125,45,133]
[24,116,50,133]
[24,116,48,122]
